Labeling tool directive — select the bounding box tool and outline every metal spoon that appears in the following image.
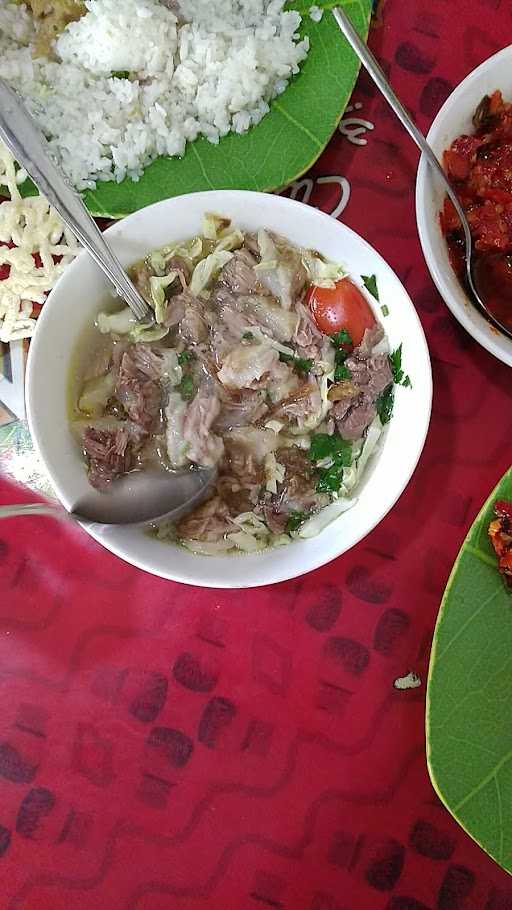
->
[0,467,215,526]
[0,78,215,525]
[332,6,512,341]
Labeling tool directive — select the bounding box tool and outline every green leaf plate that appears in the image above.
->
[17,0,371,218]
[427,467,512,872]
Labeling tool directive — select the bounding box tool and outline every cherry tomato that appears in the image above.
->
[307,277,376,346]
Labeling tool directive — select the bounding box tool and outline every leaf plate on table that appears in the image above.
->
[427,467,512,872]
[17,0,371,218]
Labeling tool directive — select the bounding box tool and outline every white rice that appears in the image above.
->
[0,0,309,190]
[309,5,323,22]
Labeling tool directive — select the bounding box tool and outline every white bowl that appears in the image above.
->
[26,190,432,588]
[416,46,512,367]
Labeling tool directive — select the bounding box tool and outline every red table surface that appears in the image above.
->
[2,1,512,907]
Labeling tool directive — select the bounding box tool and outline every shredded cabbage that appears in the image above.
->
[257,229,278,267]
[190,250,234,296]
[150,236,204,271]
[96,306,136,335]
[159,350,182,387]
[298,497,356,538]
[97,307,168,342]
[251,326,295,357]
[264,452,285,494]
[182,539,235,555]
[289,374,331,436]
[301,250,344,288]
[214,230,244,253]
[202,213,232,241]
[265,419,285,433]
[340,416,383,495]
[149,270,178,323]
[78,372,115,416]
[165,392,189,467]
[130,323,169,343]
[227,511,270,552]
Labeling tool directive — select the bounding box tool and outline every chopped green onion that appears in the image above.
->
[381,304,389,317]
[178,350,193,365]
[242,331,254,341]
[112,70,130,80]
[178,375,195,400]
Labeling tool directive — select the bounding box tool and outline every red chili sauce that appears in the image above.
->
[441,90,512,330]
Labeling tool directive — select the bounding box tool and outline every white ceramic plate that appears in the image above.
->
[26,191,432,588]
[416,46,512,367]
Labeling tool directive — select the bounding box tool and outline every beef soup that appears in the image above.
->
[69,213,406,555]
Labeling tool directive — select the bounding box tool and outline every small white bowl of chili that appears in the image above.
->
[416,45,512,367]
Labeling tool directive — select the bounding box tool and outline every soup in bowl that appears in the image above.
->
[26,191,432,587]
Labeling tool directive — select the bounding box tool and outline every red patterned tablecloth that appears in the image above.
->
[2,1,512,907]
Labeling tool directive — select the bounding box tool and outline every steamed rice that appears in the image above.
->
[0,0,310,190]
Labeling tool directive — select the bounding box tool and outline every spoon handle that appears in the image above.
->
[332,8,472,248]
[0,78,153,324]
[0,503,71,520]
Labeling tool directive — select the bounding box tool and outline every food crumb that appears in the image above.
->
[393,670,421,690]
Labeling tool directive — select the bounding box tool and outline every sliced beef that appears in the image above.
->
[294,300,324,353]
[217,477,255,516]
[334,399,377,441]
[214,389,268,430]
[130,261,153,301]
[270,380,321,428]
[116,344,163,432]
[355,323,385,358]
[83,425,142,489]
[162,286,208,342]
[332,323,392,441]
[177,496,232,542]
[180,305,208,344]
[183,380,224,467]
[345,353,393,398]
[217,342,279,390]
[263,446,328,532]
[216,248,261,296]
[165,255,192,284]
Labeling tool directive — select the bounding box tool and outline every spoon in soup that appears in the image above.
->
[332,7,512,341]
[0,78,216,526]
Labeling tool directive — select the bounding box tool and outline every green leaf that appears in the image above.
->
[14,0,371,217]
[376,385,394,425]
[362,273,379,300]
[331,329,353,348]
[427,467,512,873]
[286,510,309,533]
[309,432,351,464]
[389,344,412,388]
[334,363,351,381]
[294,357,314,375]
[278,352,313,374]
[316,464,344,494]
